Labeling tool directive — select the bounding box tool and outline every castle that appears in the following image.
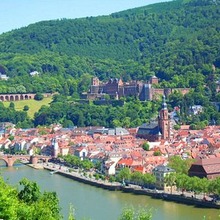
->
[85,76,190,101]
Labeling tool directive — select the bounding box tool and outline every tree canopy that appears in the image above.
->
[0,177,62,220]
[0,0,218,95]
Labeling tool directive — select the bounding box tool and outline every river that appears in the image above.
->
[0,163,219,220]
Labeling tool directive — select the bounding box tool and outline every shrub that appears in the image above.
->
[34,93,44,101]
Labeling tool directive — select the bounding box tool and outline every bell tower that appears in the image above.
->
[159,96,170,140]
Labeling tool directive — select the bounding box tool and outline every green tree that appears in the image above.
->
[0,177,62,220]
[18,178,41,203]
[34,93,44,101]
[143,173,156,187]
[131,171,144,186]
[81,159,94,171]
[9,102,15,109]
[142,142,150,151]
[153,150,161,156]
[0,177,19,220]
[168,156,194,175]
[164,173,176,194]
[16,85,27,93]
[23,105,29,111]
[118,207,152,220]
[117,167,131,183]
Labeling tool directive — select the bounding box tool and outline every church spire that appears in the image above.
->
[162,95,167,110]
[159,95,170,140]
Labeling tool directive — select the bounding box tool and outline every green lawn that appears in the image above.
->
[3,97,52,119]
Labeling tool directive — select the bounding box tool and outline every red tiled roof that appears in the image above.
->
[133,166,144,173]
[118,158,133,166]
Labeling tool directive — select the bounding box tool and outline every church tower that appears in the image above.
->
[159,96,170,140]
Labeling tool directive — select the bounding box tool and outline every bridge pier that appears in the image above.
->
[30,156,38,165]
[7,156,14,167]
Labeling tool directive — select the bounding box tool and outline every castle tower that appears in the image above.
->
[149,76,159,85]
[159,96,170,140]
[91,77,99,86]
[90,77,100,94]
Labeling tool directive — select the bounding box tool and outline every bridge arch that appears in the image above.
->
[0,96,4,101]
[0,158,8,166]
[10,95,14,101]
[0,155,31,167]
[0,155,51,167]
[0,93,52,102]
[15,95,19,101]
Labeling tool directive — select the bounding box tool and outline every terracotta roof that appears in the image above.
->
[133,166,145,173]
[117,158,133,166]
[194,157,220,166]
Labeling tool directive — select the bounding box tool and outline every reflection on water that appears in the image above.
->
[1,165,220,220]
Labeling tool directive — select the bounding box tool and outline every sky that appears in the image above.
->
[0,0,170,34]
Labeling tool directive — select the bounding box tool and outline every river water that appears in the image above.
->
[1,163,219,220]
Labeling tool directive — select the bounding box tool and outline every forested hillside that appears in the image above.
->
[0,0,220,129]
[0,0,219,94]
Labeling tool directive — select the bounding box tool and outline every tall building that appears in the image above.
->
[158,95,170,140]
[136,96,171,141]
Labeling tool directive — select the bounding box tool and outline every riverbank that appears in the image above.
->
[27,163,44,169]
[43,164,220,209]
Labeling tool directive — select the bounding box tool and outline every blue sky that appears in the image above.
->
[0,0,170,34]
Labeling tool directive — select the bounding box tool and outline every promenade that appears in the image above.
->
[43,163,121,190]
[42,163,220,209]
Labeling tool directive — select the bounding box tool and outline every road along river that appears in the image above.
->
[1,163,219,220]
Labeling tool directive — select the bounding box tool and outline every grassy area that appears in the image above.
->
[3,97,52,119]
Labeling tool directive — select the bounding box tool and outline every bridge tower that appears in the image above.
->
[52,138,59,157]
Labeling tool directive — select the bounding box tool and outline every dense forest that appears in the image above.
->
[0,0,219,128]
[0,0,219,91]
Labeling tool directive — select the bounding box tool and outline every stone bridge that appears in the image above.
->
[0,154,51,167]
[0,93,35,102]
[0,93,53,102]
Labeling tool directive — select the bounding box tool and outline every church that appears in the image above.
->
[136,96,171,141]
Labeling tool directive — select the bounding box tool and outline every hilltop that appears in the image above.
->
[0,0,219,86]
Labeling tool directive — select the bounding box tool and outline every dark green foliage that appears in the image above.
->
[60,154,94,170]
[168,155,194,174]
[0,0,218,92]
[34,93,44,100]
[34,97,159,128]
[142,142,150,151]
[9,102,15,109]
[0,103,29,125]
[8,135,14,141]
[153,150,162,156]
[0,177,62,220]
[173,124,181,130]
[18,178,41,204]
[23,105,29,111]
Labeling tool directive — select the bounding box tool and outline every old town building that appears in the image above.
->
[136,96,171,141]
